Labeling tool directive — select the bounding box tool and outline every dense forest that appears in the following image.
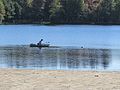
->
[0,0,120,24]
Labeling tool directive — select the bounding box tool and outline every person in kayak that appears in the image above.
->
[38,39,43,45]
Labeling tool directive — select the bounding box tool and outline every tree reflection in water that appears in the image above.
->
[0,46,112,70]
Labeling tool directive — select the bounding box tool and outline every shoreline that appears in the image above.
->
[0,69,120,90]
[1,23,120,26]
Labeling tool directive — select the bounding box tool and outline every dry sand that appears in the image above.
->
[0,69,120,90]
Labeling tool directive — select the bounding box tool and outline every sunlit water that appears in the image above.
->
[0,25,120,71]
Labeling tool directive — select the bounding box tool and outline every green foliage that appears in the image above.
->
[43,0,53,21]
[96,0,114,23]
[114,0,120,21]
[61,0,84,23]
[49,0,62,23]
[14,1,22,20]
[1,0,120,24]
[3,0,15,22]
[0,0,5,23]
[31,0,44,22]
[50,0,84,24]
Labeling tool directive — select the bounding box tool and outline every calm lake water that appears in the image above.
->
[0,25,120,49]
[0,25,120,71]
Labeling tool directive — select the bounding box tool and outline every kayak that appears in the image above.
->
[30,44,50,47]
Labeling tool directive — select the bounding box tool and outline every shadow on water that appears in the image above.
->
[0,46,113,70]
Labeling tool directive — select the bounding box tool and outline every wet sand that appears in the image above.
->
[0,69,120,90]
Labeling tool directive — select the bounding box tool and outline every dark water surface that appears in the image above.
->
[0,46,120,71]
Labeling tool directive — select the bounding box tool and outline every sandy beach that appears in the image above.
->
[0,69,120,90]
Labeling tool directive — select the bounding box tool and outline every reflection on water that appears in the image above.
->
[0,46,120,71]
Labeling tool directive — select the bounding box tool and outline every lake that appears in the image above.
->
[0,25,120,71]
[0,25,120,49]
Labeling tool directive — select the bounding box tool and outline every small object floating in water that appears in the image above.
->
[81,46,84,48]
[30,43,50,47]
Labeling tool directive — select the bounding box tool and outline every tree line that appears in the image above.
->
[0,0,120,24]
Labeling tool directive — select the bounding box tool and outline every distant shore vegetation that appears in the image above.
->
[0,0,120,25]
